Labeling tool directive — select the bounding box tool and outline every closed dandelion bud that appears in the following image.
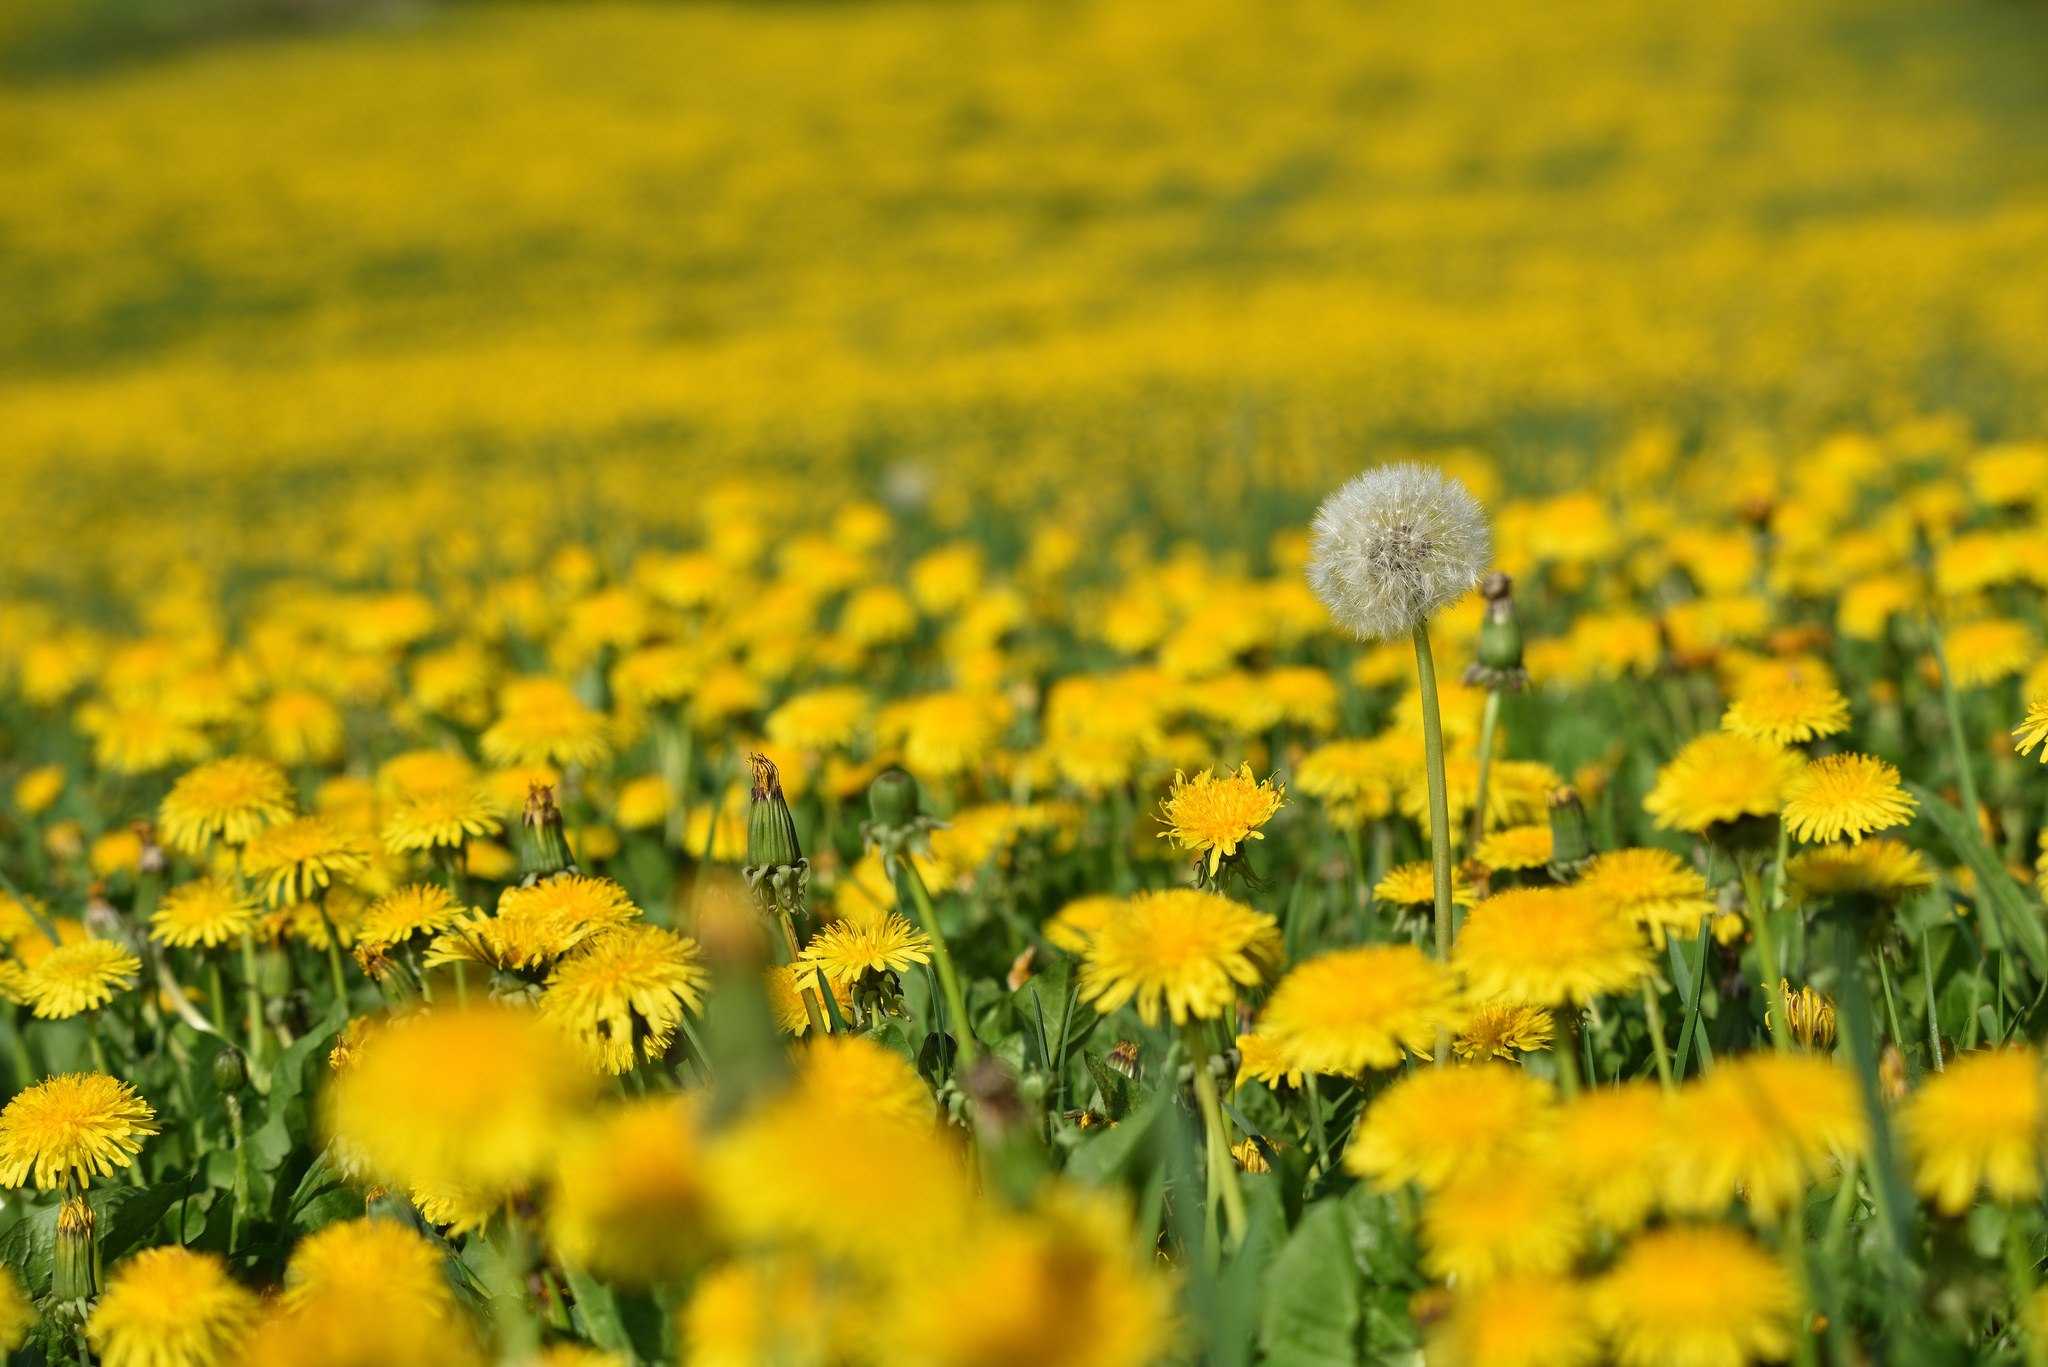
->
[212,1046,248,1096]
[742,755,809,917]
[519,785,576,883]
[1464,571,1527,691]
[52,1195,97,1311]
[1546,786,1594,876]
[869,768,921,830]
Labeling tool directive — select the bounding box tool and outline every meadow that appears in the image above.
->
[5,0,2048,1362]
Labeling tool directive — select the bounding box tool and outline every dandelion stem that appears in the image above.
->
[773,912,828,1037]
[1640,976,1675,1092]
[1930,615,1983,823]
[1876,949,1907,1068]
[1304,1071,1330,1174]
[314,900,350,1005]
[237,931,268,1088]
[1782,1201,1821,1367]
[1183,1021,1247,1255]
[896,854,977,1069]
[1743,857,1791,1053]
[1469,687,1502,851]
[1552,1011,1583,1099]
[1409,623,1457,969]
[2010,1205,2044,1366]
[1921,926,1945,1072]
[1823,1154,1861,1259]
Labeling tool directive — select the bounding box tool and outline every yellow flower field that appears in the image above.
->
[4,0,2048,1362]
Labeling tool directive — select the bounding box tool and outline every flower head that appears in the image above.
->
[358,884,467,951]
[1782,753,1915,845]
[800,912,932,985]
[1454,885,1652,1006]
[1663,1051,1866,1217]
[242,816,368,906]
[1785,838,1933,903]
[1375,859,1478,908]
[150,877,261,950]
[1078,889,1283,1026]
[1256,944,1464,1075]
[425,875,640,972]
[1423,1158,1585,1284]
[0,1073,157,1189]
[158,756,295,854]
[1345,1064,1553,1192]
[24,939,141,1018]
[1545,1081,1669,1234]
[2015,698,2048,760]
[541,924,709,1073]
[548,1095,712,1285]
[1428,1276,1597,1367]
[1454,1003,1555,1061]
[1156,764,1286,876]
[1644,732,1802,835]
[1592,1225,1794,1367]
[1306,463,1492,641]
[1722,680,1852,746]
[1899,1046,2042,1214]
[88,1246,261,1367]
[481,676,611,769]
[1574,847,1716,948]
[382,786,503,854]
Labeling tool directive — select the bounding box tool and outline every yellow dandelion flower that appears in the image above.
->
[892,1190,1175,1367]
[878,691,1012,782]
[1234,1031,1305,1091]
[1574,847,1716,948]
[791,1035,938,1130]
[424,875,640,972]
[1544,1081,1669,1234]
[1454,885,1652,1007]
[0,1073,157,1189]
[382,786,503,854]
[12,764,65,818]
[1231,1137,1271,1173]
[678,1259,842,1367]
[1592,1225,1794,1367]
[1258,944,1464,1075]
[323,1005,600,1193]
[1044,894,1125,955]
[1428,1276,1598,1367]
[258,688,345,768]
[1374,859,1478,908]
[1771,979,1837,1049]
[1941,618,2036,691]
[2016,698,2048,760]
[1781,753,1915,845]
[284,1215,460,1317]
[1664,1050,1866,1217]
[88,1246,260,1367]
[1156,764,1286,875]
[410,1180,499,1236]
[78,702,209,777]
[1454,1003,1554,1061]
[1475,823,1553,872]
[1293,737,1411,828]
[1423,1158,1586,1284]
[1078,888,1283,1027]
[612,775,671,831]
[763,963,854,1037]
[549,1095,712,1285]
[799,913,933,986]
[481,677,612,769]
[1722,679,1852,746]
[1899,1046,2042,1215]
[765,685,872,753]
[24,939,141,1019]
[149,877,260,950]
[1643,732,1802,835]
[0,1266,30,1354]
[540,925,709,1074]
[357,884,466,951]
[1345,1065,1554,1192]
[158,756,295,855]
[1785,837,1934,903]
[250,1232,484,1367]
[242,816,368,906]
[379,748,479,801]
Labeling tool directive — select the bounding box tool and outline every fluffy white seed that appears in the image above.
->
[1305,463,1492,641]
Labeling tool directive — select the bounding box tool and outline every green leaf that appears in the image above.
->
[1910,782,2048,977]
[1083,1050,1131,1120]
[269,1002,348,1109]
[1,1182,188,1293]
[1065,1076,1171,1184]
[1258,1198,1362,1367]
[565,1264,633,1352]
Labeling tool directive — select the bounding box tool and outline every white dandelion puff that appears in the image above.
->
[1305,463,1492,641]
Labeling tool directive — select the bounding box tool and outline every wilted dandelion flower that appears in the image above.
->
[382,786,503,854]
[149,877,260,950]
[324,1004,600,1193]
[1345,1065,1553,1192]
[1591,1225,1794,1367]
[158,756,295,854]
[1785,838,1933,902]
[1544,1082,1669,1234]
[1643,732,1801,836]
[1781,754,1915,844]
[549,1096,712,1285]
[242,816,368,905]
[1156,764,1286,876]
[1077,888,1283,1026]
[1663,1051,1866,1217]
[1306,463,1491,641]
[1257,944,1464,1075]
[0,1073,157,1188]
[892,1191,1174,1367]
[1423,1158,1586,1283]
[1722,679,1852,746]
[1454,886,1652,1006]
[1374,860,1477,908]
[24,939,142,1018]
[481,676,612,768]
[1428,1276,1598,1367]
[357,884,466,951]
[800,912,933,985]
[1454,1003,1555,1061]
[1573,848,1715,947]
[87,1246,261,1367]
[1899,1046,2042,1214]
[541,924,708,1073]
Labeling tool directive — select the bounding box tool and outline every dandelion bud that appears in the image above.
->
[1772,979,1837,1051]
[868,767,922,830]
[745,755,804,871]
[1305,462,1491,642]
[212,1046,248,1096]
[1546,787,1595,877]
[52,1194,97,1311]
[1464,571,1527,691]
[519,785,577,883]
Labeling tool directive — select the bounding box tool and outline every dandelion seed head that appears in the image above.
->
[1306,463,1492,642]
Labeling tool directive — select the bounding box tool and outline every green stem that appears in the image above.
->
[1553,1010,1583,1099]
[1922,926,1945,1072]
[1344,826,1369,924]
[207,959,229,1036]
[1930,615,1983,824]
[897,855,978,1069]
[1783,1201,1820,1367]
[1469,687,1502,851]
[1823,1154,1861,1260]
[226,1093,252,1256]
[1305,1072,1330,1176]
[2012,1207,2042,1366]
[1410,624,1456,971]
[1877,949,1908,1069]
[314,902,350,1005]
[1184,1022,1247,1256]
[238,931,269,1087]
[775,912,828,1037]
[1744,858,1791,1053]
[1641,976,1675,1092]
